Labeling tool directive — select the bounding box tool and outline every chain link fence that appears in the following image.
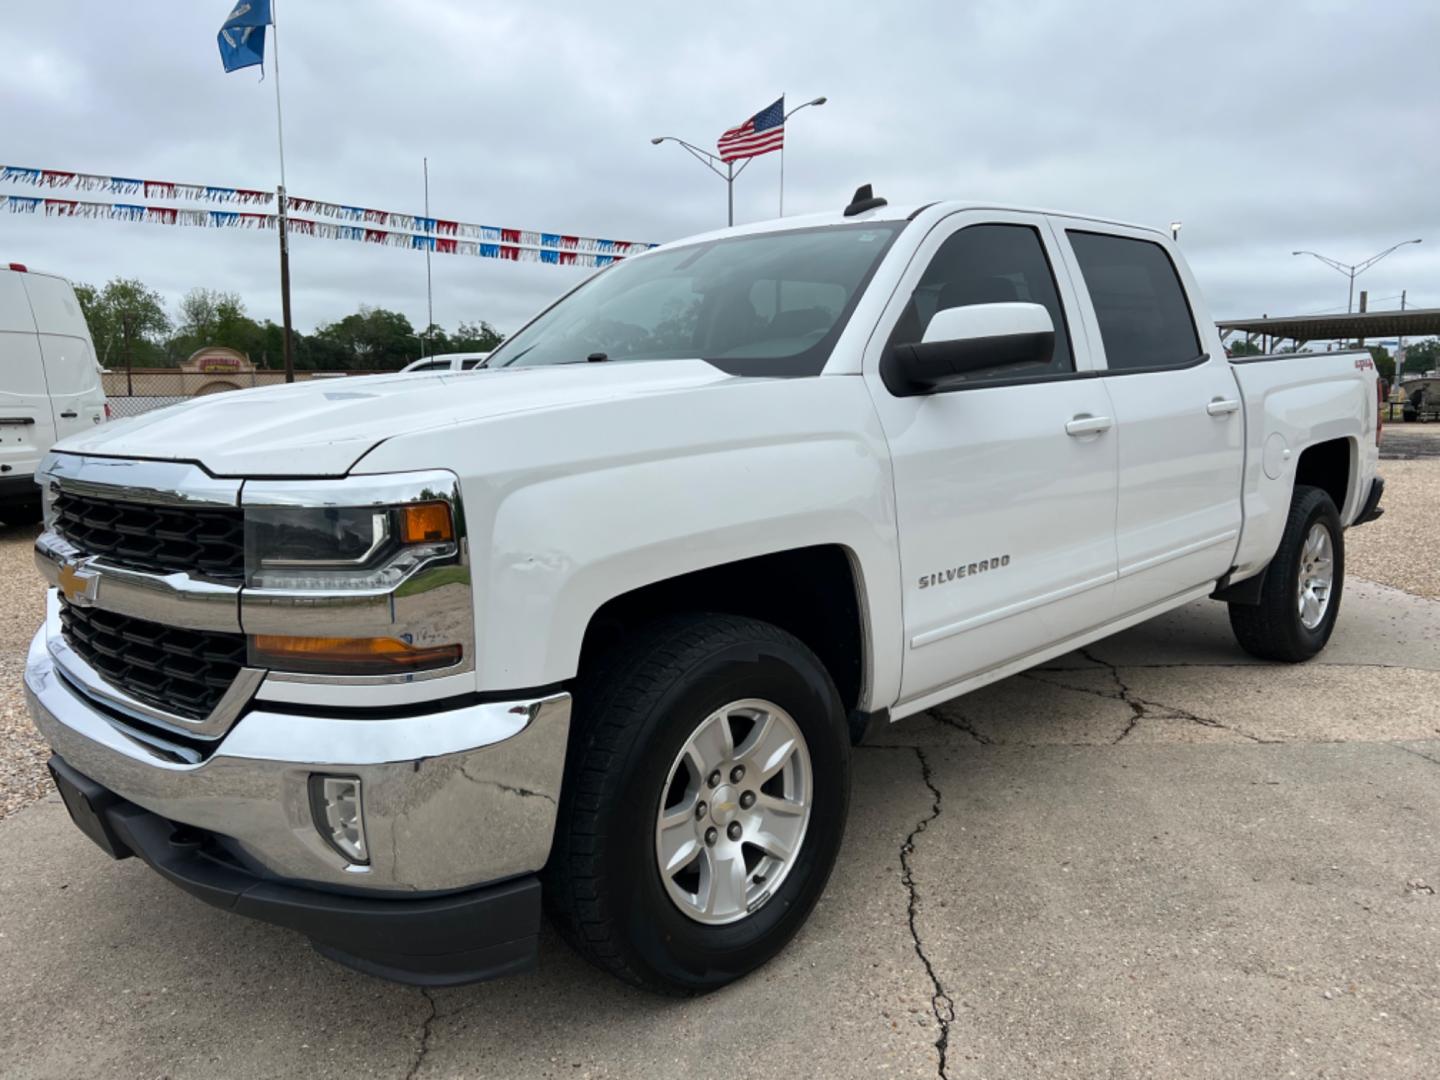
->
[102,369,387,419]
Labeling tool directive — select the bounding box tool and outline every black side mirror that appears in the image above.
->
[882,302,1055,397]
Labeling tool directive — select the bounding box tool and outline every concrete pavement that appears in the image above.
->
[2,578,1438,1079]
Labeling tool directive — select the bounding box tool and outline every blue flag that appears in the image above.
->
[217,0,273,73]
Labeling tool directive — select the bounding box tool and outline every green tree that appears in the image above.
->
[315,305,418,369]
[1366,345,1395,383]
[1225,338,1264,358]
[1399,338,1440,376]
[452,319,504,353]
[78,278,171,372]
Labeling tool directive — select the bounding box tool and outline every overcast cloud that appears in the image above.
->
[2,0,1436,345]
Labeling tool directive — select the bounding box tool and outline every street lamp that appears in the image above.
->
[779,96,827,217]
[1293,239,1423,314]
[1170,221,1182,243]
[651,135,752,227]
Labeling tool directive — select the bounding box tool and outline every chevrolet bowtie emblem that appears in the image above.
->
[57,560,100,607]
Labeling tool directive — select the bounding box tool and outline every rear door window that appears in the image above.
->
[1067,231,1201,371]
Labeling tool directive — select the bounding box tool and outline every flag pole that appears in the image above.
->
[778,90,786,218]
[271,0,295,383]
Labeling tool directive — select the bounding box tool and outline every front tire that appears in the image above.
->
[1228,484,1344,662]
[544,613,851,995]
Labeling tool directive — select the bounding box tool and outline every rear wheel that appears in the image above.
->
[1228,484,1344,662]
[544,613,851,995]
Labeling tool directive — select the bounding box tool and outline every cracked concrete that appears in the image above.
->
[3,579,1440,1078]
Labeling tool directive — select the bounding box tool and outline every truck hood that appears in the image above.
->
[57,362,735,477]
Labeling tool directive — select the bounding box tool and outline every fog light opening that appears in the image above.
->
[309,775,369,865]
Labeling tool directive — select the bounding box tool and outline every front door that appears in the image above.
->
[863,213,1120,705]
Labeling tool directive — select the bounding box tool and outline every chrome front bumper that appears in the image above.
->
[25,623,570,893]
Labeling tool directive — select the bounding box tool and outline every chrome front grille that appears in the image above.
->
[53,490,245,581]
[58,598,247,722]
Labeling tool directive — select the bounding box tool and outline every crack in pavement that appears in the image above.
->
[863,744,955,1079]
[926,706,992,745]
[404,987,438,1080]
[1394,743,1440,768]
[1021,647,1276,744]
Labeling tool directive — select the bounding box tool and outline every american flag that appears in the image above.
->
[717,97,786,162]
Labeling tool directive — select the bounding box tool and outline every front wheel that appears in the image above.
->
[544,613,851,995]
[1228,484,1344,662]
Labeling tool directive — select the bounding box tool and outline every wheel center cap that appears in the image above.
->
[709,784,740,825]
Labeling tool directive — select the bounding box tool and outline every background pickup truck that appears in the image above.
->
[25,186,1383,995]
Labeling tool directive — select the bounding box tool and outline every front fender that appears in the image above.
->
[355,376,903,707]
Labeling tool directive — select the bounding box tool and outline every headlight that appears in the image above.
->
[239,472,473,681]
[244,501,456,590]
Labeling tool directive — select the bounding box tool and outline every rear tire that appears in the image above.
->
[544,613,851,995]
[1228,484,1344,662]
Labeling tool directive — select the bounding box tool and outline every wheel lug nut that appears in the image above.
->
[707,770,722,788]
[739,791,756,809]
[730,765,745,783]
[695,801,707,820]
[704,826,718,846]
[727,822,742,841]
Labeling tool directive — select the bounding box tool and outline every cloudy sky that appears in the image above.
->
[2,0,1436,344]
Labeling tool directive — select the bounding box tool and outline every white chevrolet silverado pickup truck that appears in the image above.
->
[24,187,1385,994]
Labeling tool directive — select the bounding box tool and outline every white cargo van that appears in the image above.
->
[0,264,107,523]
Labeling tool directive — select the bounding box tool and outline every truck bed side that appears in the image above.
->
[1227,350,1380,580]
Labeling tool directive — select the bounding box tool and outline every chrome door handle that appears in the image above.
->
[1207,398,1241,416]
[1065,414,1113,436]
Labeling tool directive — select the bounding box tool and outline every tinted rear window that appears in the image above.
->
[1068,231,1201,371]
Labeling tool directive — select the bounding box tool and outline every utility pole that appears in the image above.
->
[423,157,433,358]
[1358,290,1367,349]
[1396,289,1407,381]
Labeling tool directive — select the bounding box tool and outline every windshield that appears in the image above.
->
[488,223,903,376]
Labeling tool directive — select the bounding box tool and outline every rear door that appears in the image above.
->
[863,211,1120,704]
[20,272,106,441]
[1053,223,1244,613]
[0,270,58,488]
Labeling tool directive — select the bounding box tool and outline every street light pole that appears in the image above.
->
[1293,239,1423,314]
[1170,221,1182,243]
[779,96,827,217]
[652,135,753,227]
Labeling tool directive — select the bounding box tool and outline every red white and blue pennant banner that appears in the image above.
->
[1,164,655,259]
[0,166,272,204]
[1,195,632,268]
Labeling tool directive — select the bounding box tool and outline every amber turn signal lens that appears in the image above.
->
[250,634,462,675]
[400,502,454,544]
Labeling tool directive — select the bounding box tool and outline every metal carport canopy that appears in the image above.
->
[1216,308,1440,344]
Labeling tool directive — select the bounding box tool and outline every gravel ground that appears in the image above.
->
[0,523,47,821]
[1348,457,1440,599]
